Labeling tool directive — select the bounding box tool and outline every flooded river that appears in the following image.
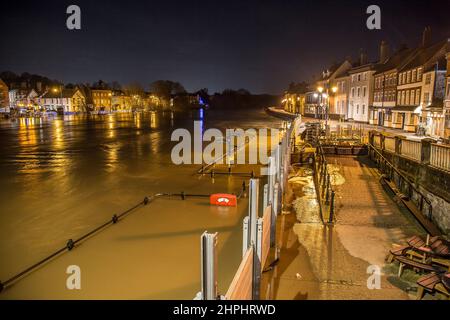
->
[0,109,283,299]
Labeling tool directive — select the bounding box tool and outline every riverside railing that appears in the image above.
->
[313,142,336,224]
[370,131,450,173]
[384,136,396,153]
[430,143,450,172]
[195,117,297,300]
[400,139,422,162]
[367,144,439,235]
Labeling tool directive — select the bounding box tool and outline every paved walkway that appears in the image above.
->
[261,155,427,300]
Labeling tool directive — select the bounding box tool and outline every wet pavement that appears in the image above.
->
[261,155,426,300]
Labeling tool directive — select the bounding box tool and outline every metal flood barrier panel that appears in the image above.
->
[224,247,254,300]
[260,205,271,269]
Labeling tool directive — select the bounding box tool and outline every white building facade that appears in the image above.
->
[348,65,375,122]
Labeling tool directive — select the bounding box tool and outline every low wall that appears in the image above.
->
[369,131,450,235]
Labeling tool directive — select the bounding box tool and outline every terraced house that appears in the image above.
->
[371,44,417,127]
[395,35,448,134]
[332,72,350,120]
[348,51,376,122]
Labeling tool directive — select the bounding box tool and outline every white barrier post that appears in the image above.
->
[242,216,249,257]
[200,232,218,300]
[253,218,263,300]
[248,179,259,246]
[263,184,268,209]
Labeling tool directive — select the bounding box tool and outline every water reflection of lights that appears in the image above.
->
[134,112,141,129]
[150,111,158,129]
[107,115,116,138]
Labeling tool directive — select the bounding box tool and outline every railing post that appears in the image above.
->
[325,177,330,205]
[200,232,218,300]
[329,190,335,224]
[395,136,404,155]
[380,134,386,151]
[420,138,434,165]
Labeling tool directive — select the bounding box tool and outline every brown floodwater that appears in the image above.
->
[0,108,283,299]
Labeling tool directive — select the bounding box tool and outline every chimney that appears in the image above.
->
[422,26,432,47]
[379,40,390,63]
[359,49,368,65]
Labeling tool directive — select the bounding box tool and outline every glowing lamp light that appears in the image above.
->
[322,93,328,99]
[332,86,338,93]
[313,93,319,98]
[317,86,324,93]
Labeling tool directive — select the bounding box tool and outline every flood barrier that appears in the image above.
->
[195,117,298,300]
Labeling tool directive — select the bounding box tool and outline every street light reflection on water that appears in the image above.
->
[0,109,283,299]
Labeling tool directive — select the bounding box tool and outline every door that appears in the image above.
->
[378,112,384,126]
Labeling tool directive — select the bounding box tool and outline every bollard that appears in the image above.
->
[329,191,335,224]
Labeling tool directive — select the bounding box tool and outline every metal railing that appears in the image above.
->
[313,142,336,224]
[430,143,450,172]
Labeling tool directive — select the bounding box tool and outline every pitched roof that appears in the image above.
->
[42,88,81,99]
[399,39,448,72]
[373,47,418,75]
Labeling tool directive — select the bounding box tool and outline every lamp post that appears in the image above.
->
[316,85,338,130]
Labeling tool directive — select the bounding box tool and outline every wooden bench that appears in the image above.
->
[417,272,450,300]
[395,256,438,277]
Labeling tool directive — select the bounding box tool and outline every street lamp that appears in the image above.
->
[53,86,63,113]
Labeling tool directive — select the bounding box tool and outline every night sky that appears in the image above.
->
[1,0,449,94]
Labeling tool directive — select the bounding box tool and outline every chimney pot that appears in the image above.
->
[422,26,432,47]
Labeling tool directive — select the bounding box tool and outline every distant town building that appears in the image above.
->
[111,90,132,112]
[282,92,305,114]
[0,79,9,111]
[91,89,112,112]
[8,88,39,110]
[40,88,86,113]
